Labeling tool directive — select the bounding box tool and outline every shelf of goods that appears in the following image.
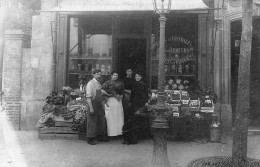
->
[148,90,214,141]
[68,55,112,88]
[151,58,197,90]
[151,58,196,75]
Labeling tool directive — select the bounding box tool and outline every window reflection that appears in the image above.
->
[68,17,112,88]
[83,34,112,57]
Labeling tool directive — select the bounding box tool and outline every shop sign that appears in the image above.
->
[152,36,194,64]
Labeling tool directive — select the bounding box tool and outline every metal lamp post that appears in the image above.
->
[151,0,171,167]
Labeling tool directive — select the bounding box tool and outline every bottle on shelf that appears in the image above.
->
[177,63,183,74]
[101,64,106,74]
[107,65,111,74]
[89,48,93,57]
[78,63,82,71]
[184,61,189,74]
[109,48,112,57]
[189,61,196,74]
[96,63,100,70]
[85,63,92,74]
[171,62,176,74]
[165,64,169,74]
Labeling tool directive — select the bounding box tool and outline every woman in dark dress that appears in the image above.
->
[122,68,135,121]
[122,72,151,144]
[122,68,135,95]
[130,72,149,115]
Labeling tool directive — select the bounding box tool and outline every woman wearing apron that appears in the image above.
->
[102,71,125,137]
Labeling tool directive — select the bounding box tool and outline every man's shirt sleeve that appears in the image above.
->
[86,81,93,98]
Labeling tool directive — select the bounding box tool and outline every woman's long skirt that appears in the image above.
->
[105,97,124,136]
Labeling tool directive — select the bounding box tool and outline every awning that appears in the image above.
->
[48,0,208,12]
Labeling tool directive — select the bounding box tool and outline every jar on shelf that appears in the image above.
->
[177,63,183,74]
[85,64,92,73]
[109,48,112,57]
[78,63,82,70]
[184,61,189,74]
[107,65,111,74]
[171,62,176,73]
[165,64,169,74]
[89,48,93,57]
[189,61,196,74]
[96,63,100,70]
[101,64,106,74]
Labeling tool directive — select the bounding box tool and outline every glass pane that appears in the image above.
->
[68,17,112,89]
[151,16,198,91]
[119,19,145,34]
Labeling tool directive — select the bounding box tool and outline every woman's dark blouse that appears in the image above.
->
[122,77,135,91]
[130,80,149,109]
[101,79,125,96]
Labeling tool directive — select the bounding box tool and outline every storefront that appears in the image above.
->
[4,0,219,130]
[66,15,199,89]
[51,0,212,92]
[4,0,260,131]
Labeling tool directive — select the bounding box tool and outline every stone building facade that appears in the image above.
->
[1,0,260,132]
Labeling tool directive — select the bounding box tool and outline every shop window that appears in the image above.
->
[68,17,112,88]
[119,19,145,34]
[151,16,198,91]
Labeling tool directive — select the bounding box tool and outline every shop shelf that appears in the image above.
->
[69,57,112,60]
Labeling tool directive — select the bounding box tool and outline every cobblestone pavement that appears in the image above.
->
[1,123,260,167]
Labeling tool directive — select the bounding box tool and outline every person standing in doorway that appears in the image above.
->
[102,71,124,137]
[85,69,108,145]
[122,68,135,122]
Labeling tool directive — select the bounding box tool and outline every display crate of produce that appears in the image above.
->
[38,116,78,140]
[200,106,214,113]
[170,90,181,100]
[167,104,179,112]
[190,100,200,112]
[200,99,214,113]
[180,106,191,117]
[181,100,190,107]
[181,91,190,100]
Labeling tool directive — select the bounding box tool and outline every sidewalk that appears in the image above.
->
[1,125,260,167]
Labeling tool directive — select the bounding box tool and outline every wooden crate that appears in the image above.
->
[38,117,79,140]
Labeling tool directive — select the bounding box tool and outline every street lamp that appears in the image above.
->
[151,0,171,167]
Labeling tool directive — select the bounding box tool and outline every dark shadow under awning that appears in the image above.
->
[45,0,209,12]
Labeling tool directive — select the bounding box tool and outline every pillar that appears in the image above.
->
[20,0,57,130]
[3,30,30,130]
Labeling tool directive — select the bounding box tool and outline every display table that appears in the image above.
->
[147,105,213,141]
[168,113,212,141]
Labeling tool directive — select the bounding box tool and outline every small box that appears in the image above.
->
[189,100,200,112]
[169,100,182,106]
[171,90,181,100]
[181,91,190,100]
[168,105,179,112]
[180,107,191,117]
[173,112,179,117]
[181,100,190,107]
[200,99,213,108]
[201,104,214,113]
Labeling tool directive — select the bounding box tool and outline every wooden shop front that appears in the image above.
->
[51,0,212,92]
[42,0,217,140]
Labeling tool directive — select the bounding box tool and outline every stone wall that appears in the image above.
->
[20,0,57,130]
[2,0,57,130]
[3,30,30,129]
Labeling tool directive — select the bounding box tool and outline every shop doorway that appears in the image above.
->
[231,19,260,126]
[117,38,146,80]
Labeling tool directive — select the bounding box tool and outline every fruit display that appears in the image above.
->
[148,87,216,115]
